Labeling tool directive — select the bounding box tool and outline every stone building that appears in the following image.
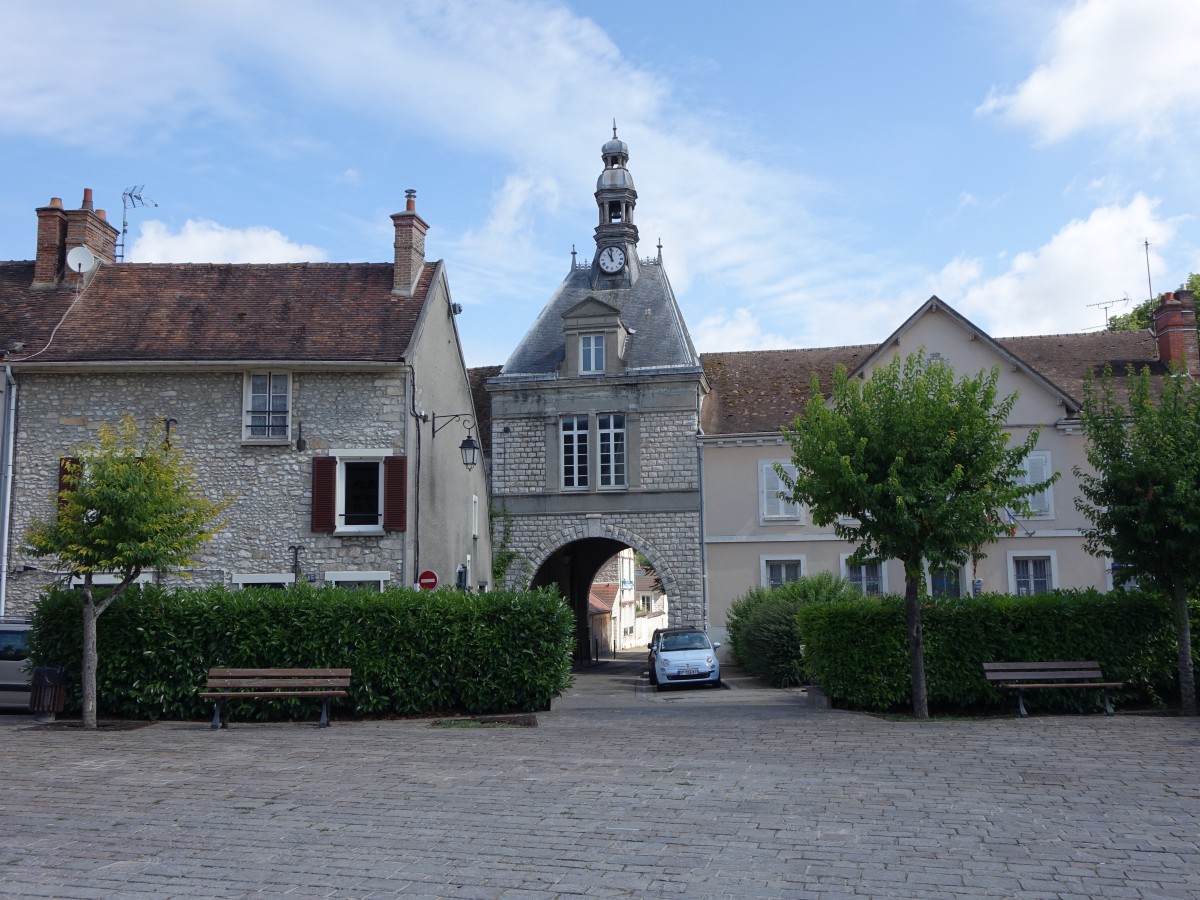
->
[485,132,708,658]
[0,189,490,614]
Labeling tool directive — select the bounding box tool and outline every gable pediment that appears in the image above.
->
[852,296,1083,416]
[563,296,621,328]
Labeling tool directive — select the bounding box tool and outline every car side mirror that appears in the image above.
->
[647,643,653,649]
[712,642,721,650]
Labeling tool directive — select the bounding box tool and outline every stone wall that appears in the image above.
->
[6,369,408,613]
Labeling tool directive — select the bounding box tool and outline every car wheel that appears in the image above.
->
[713,677,723,689]
[648,668,658,685]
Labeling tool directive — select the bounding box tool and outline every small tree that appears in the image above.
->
[1076,365,1200,716]
[779,351,1053,718]
[25,416,228,728]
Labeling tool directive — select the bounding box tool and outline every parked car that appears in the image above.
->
[647,626,721,690]
[0,618,32,709]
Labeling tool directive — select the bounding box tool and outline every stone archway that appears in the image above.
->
[529,522,679,662]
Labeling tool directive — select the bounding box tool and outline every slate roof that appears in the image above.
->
[700,330,1162,436]
[499,261,700,376]
[0,260,434,365]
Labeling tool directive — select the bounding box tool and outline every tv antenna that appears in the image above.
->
[117,185,157,262]
[1086,294,1127,328]
[1143,239,1154,304]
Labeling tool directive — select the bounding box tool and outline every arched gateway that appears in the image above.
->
[486,130,708,657]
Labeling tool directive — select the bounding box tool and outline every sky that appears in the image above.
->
[2,0,1199,368]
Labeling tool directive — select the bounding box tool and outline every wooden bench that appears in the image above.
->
[983,661,1122,718]
[199,668,350,730]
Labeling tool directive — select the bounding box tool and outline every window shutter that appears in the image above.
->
[1024,454,1051,515]
[383,456,407,532]
[311,456,336,533]
[58,456,80,511]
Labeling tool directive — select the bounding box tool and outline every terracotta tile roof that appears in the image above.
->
[701,344,876,434]
[0,261,434,364]
[700,330,1162,436]
[588,583,617,615]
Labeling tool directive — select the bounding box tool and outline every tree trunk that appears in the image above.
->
[1172,582,1196,717]
[905,570,929,719]
[81,593,99,730]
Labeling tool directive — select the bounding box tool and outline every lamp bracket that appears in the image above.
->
[432,413,475,436]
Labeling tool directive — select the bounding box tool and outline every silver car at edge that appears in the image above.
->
[648,626,721,690]
[0,618,32,709]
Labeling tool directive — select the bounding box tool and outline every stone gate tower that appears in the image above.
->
[486,130,708,658]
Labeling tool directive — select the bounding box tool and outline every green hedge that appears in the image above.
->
[28,583,575,721]
[797,589,1190,713]
[725,573,862,687]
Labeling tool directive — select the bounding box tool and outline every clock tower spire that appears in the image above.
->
[592,123,639,287]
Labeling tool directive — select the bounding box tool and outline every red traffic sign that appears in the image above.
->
[417,570,439,590]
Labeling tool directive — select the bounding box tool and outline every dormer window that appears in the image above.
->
[580,334,605,374]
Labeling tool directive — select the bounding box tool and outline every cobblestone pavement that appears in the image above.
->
[1,656,1198,898]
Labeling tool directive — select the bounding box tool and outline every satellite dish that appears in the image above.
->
[66,246,96,274]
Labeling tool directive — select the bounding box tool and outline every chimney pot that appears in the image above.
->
[405,189,417,212]
[81,188,94,211]
[48,197,63,209]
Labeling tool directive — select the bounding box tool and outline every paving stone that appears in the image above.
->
[0,658,1198,898]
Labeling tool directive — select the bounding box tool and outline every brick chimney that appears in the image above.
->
[390,189,429,297]
[32,189,119,289]
[1153,289,1200,377]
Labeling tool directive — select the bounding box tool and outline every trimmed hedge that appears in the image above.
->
[797,588,1192,713]
[725,573,862,687]
[28,583,575,721]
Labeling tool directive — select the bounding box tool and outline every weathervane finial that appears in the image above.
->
[612,119,618,139]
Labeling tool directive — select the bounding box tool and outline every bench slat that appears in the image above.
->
[207,668,350,678]
[199,690,348,700]
[992,681,1122,690]
[200,667,352,730]
[205,678,350,689]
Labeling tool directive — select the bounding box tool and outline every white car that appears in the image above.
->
[0,619,31,709]
[648,626,721,690]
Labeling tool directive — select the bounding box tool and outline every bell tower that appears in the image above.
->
[591,124,640,288]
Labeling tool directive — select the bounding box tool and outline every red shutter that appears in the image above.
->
[383,455,407,532]
[311,456,336,533]
[58,456,79,511]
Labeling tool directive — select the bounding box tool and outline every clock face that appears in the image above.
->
[598,246,626,273]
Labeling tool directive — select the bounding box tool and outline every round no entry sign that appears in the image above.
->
[417,570,439,590]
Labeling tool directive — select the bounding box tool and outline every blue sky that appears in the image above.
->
[3,0,1198,367]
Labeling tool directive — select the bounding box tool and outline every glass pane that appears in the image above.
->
[343,461,380,525]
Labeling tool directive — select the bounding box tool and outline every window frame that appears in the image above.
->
[561,415,590,490]
[231,572,296,590]
[1007,552,1056,596]
[579,334,605,374]
[841,554,888,595]
[326,570,391,592]
[760,555,805,589]
[759,460,803,524]
[1015,450,1054,519]
[597,413,627,489]
[926,564,964,599]
[242,371,292,444]
[312,450,406,535]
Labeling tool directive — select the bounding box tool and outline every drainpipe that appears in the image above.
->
[0,366,17,616]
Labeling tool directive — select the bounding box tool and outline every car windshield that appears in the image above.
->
[661,632,710,652]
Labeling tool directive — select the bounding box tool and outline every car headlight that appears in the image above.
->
[658,656,668,668]
[705,656,714,665]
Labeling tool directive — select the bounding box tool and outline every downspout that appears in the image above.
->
[0,366,17,616]
[407,363,422,586]
[696,384,709,632]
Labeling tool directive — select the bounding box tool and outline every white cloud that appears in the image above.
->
[980,0,1200,142]
[130,220,327,263]
[692,309,792,354]
[954,194,1177,335]
[334,168,362,186]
